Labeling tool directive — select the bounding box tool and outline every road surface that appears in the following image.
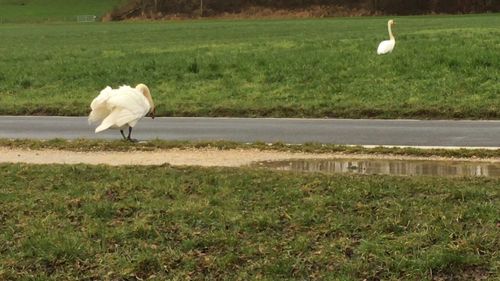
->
[0,116,498,148]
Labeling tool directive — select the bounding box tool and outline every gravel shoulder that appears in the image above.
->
[2,148,499,167]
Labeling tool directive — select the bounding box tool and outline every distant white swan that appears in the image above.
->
[377,19,396,55]
[88,84,155,141]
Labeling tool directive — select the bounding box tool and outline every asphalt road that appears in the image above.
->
[0,116,499,148]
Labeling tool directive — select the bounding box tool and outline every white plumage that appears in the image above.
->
[377,39,395,55]
[88,84,155,140]
[377,19,396,55]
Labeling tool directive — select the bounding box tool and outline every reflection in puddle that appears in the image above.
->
[255,159,500,178]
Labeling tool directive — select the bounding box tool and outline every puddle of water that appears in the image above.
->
[255,159,500,178]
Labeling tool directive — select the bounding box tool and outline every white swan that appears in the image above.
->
[88,84,155,141]
[377,19,396,55]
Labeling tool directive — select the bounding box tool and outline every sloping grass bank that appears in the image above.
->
[0,14,499,118]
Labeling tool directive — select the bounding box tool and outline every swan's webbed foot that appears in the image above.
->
[127,137,139,143]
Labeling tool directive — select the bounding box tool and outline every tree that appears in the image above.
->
[110,0,500,19]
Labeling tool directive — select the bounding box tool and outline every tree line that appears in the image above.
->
[109,0,500,19]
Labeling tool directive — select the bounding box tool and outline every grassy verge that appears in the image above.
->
[1,138,500,159]
[0,14,499,118]
[0,164,498,280]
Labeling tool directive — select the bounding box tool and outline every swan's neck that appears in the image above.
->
[145,93,155,112]
[137,84,155,113]
[388,23,395,41]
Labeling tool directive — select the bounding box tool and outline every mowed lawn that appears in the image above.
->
[0,164,498,280]
[0,14,499,118]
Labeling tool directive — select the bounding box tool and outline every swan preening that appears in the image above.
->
[88,84,155,141]
[377,19,396,55]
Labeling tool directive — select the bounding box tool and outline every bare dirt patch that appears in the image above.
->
[1,148,499,167]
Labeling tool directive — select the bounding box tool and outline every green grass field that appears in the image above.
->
[0,14,499,118]
[0,0,125,22]
[0,164,498,280]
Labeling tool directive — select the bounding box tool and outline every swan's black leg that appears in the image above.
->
[120,129,127,140]
[127,127,138,142]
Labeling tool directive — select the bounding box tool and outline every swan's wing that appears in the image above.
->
[377,40,395,55]
[106,86,150,117]
[88,86,114,124]
[95,108,139,133]
[90,86,112,110]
